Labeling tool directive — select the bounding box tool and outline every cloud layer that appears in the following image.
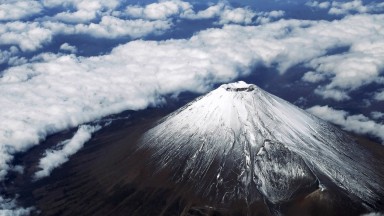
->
[1,12,384,182]
[0,0,286,56]
[0,0,289,57]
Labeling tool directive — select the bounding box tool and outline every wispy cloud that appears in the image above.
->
[371,111,384,121]
[0,195,33,216]
[34,125,101,180]
[0,0,285,54]
[374,89,384,101]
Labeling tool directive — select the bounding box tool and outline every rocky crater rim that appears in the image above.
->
[221,81,257,92]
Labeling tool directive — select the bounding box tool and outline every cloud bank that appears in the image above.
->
[0,0,289,56]
[0,0,286,55]
[1,12,384,182]
[34,125,101,180]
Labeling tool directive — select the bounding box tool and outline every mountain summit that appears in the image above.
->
[140,81,384,213]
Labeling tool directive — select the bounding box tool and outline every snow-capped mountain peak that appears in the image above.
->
[140,81,384,209]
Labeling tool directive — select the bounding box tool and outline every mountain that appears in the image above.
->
[139,81,384,214]
[12,81,384,216]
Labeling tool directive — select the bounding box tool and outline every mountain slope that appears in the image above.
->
[140,81,384,210]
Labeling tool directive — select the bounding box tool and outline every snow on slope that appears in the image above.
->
[140,81,384,207]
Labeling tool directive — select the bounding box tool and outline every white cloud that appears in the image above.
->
[319,1,331,9]
[0,1,283,53]
[307,105,384,143]
[302,15,384,100]
[374,89,384,101]
[329,0,368,15]
[0,17,172,53]
[0,21,53,52]
[73,16,172,39]
[53,10,99,24]
[7,57,28,67]
[0,0,42,21]
[361,212,384,216]
[329,0,384,16]
[314,88,350,101]
[183,3,223,19]
[125,0,194,20]
[182,2,261,25]
[0,46,27,66]
[42,16,173,39]
[308,48,384,100]
[306,1,331,9]
[124,1,277,26]
[59,43,77,54]
[218,7,256,25]
[0,196,32,216]
[306,0,384,15]
[41,0,118,9]
[0,50,13,65]
[43,0,120,23]
[34,125,101,179]
[0,1,175,53]
[255,10,285,24]
[302,71,326,83]
[268,10,285,18]
[371,111,384,120]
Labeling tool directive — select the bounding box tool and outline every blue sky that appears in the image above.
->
[0,0,384,214]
